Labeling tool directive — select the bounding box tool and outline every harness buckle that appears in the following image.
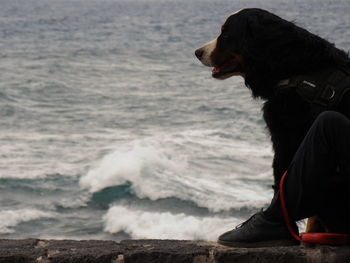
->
[301,80,316,88]
[314,84,335,107]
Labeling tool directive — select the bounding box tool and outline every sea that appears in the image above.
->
[0,0,349,241]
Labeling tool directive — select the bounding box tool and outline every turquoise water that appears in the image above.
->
[0,0,349,240]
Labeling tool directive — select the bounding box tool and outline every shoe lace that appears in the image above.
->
[235,210,262,230]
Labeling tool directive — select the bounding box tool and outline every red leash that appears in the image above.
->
[279,170,349,245]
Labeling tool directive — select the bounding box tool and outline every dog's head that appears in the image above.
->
[195,8,285,81]
[195,9,250,80]
[195,8,349,99]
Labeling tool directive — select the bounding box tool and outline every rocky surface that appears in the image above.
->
[1,239,350,263]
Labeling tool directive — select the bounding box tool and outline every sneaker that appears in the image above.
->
[217,211,299,247]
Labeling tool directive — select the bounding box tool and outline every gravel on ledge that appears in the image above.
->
[1,239,350,263]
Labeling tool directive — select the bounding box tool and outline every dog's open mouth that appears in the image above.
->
[212,60,240,79]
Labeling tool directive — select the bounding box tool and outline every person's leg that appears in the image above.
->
[316,181,350,233]
[218,111,350,247]
[264,111,350,228]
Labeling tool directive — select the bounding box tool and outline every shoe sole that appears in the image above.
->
[217,239,299,248]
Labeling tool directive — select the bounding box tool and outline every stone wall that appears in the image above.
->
[1,239,350,263]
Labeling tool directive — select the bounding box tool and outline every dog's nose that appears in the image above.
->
[195,48,204,60]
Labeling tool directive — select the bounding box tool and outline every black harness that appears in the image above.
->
[277,67,350,110]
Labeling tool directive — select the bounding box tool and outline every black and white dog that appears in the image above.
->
[195,8,350,190]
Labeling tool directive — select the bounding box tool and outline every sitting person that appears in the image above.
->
[218,111,350,247]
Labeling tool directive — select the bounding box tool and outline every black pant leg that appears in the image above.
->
[264,111,350,230]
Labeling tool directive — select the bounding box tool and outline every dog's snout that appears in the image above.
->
[195,39,217,66]
[195,48,204,60]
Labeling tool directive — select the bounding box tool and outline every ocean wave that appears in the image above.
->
[80,138,187,194]
[103,205,241,241]
[0,208,54,234]
[90,183,133,208]
[80,130,273,212]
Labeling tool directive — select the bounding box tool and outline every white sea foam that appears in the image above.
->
[0,209,54,234]
[103,205,241,241]
[80,129,273,212]
[80,139,187,194]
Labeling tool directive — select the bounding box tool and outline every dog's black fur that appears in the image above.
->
[196,8,350,189]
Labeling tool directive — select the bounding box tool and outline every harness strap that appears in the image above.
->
[277,68,350,110]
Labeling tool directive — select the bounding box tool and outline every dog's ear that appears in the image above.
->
[237,13,267,58]
[243,11,292,62]
[246,12,280,43]
[246,12,294,44]
[225,12,268,54]
[220,14,253,52]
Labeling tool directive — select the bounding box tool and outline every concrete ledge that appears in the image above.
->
[1,239,350,263]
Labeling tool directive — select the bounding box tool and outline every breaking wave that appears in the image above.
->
[103,205,241,241]
[80,130,273,212]
[0,209,54,234]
